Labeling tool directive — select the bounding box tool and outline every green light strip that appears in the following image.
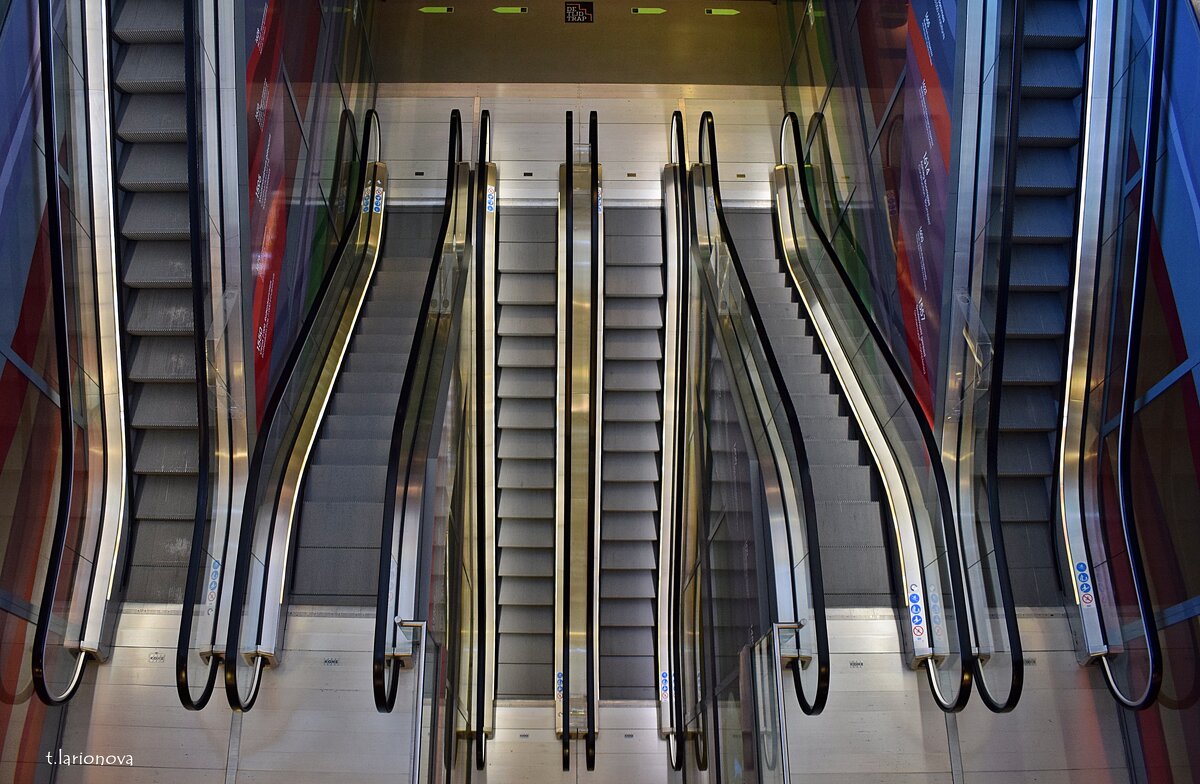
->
[493,6,528,12]
[705,8,740,15]
[631,7,667,13]
[418,6,453,13]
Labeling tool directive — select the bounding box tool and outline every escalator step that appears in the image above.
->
[998,476,1051,522]
[497,634,553,665]
[303,465,387,502]
[496,518,554,548]
[497,273,556,305]
[498,548,555,578]
[498,429,555,460]
[497,335,556,368]
[126,288,195,336]
[121,192,190,241]
[329,392,397,417]
[498,399,555,429]
[497,488,555,519]
[114,44,185,93]
[606,266,663,298]
[600,599,656,629]
[998,387,1060,432]
[605,298,663,329]
[132,383,197,429]
[123,240,191,288]
[599,541,656,570]
[1015,148,1079,195]
[497,459,555,490]
[1017,98,1081,147]
[600,570,655,599]
[604,390,661,421]
[1023,0,1086,48]
[600,512,657,541]
[134,429,199,475]
[1012,196,1075,243]
[335,372,404,396]
[498,576,555,606]
[1009,245,1070,290]
[1005,292,1067,338]
[117,94,187,143]
[601,452,659,481]
[353,316,418,336]
[133,475,196,521]
[113,0,184,43]
[320,414,395,439]
[290,547,378,599]
[497,305,556,336]
[603,360,663,392]
[600,482,659,513]
[605,234,663,266]
[497,605,553,635]
[1019,49,1083,97]
[296,502,382,548]
[496,243,556,273]
[602,421,659,452]
[119,143,188,192]
[1001,340,1062,385]
[128,335,196,382]
[498,367,556,398]
[311,438,390,466]
[604,331,663,361]
[997,432,1054,476]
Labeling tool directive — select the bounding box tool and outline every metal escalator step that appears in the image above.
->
[126,288,194,335]
[605,235,663,265]
[114,44,185,94]
[128,518,191,568]
[497,518,554,548]
[790,390,842,417]
[497,335,556,368]
[497,459,555,490]
[497,635,553,666]
[499,212,558,243]
[134,429,198,475]
[600,541,656,570]
[605,331,662,361]
[498,430,555,460]
[335,372,404,396]
[795,415,851,442]
[1012,196,1075,243]
[133,474,195,520]
[601,512,657,541]
[498,399,555,429]
[311,438,390,466]
[599,660,655,700]
[997,432,1053,476]
[598,627,654,656]
[132,383,197,429]
[778,352,826,377]
[329,392,396,417]
[606,266,663,298]
[812,501,884,546]
[121,192,190,240]
[119,144,188,192]
[343,351,408,374]
[320,414,394,439]
[605,208,661,236]
[296,503,382,548]
[599,570,655,599]
[802,437,864,468]
[605,299,663,329]
[601,453,659,481]
[495,662,553,699]
[498,577,554,608]
[497,274,556,305]
[351,333,416,355]
[1010,245,1070,290]
[602,422,659,451]
[998,387,1059,432]
[123,240,191,288]
[497,605,553,634]
[1015,148,1078,195]
[603,360,663,392]
[117,94,187,143]
[809,464,875,501]
[113,0,184,43]
[1020,49,1083,97]
[496,243,556,273]
[498,368,556,398]
[1001,340,1062,385]
[1023,0,1086,48]
[604,390,660,421]
[599,598,655,627]
[998,477,1051,522]
[353,316,418,336]
[303,465,387,502]
[601,482,659,513]
[129,335,196,382]
[498,306,556,336]
[290,547,378,600]
[1005,292,1066,338]
[360,297,423,319]
[1017,98,1081,146]
[497,488,555,518]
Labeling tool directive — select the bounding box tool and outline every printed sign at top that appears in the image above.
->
[565,2,594,22]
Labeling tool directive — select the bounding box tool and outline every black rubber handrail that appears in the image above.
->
[694,111,830,716]
[973,0,1026,713]
[1106,0,1166,711]
[584,109,599,772]
[223,107,381,712]
[373,109,464,713]
[473,109,493,771]
[31,0,85,707]
[664,109,689,772]
[174,0,223,711]
[560,109,574,773]
[783,110,973,712]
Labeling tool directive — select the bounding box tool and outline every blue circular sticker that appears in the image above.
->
[1080,583,1091,593]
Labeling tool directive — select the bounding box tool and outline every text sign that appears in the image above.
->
[565,2,594,22]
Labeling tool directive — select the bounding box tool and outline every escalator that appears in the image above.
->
[598,207,665,699]
[291,210,438,605]
[998,0,1089,604]
[725,210,890,607]
[111,0,198,602]
[493,206,558,699]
